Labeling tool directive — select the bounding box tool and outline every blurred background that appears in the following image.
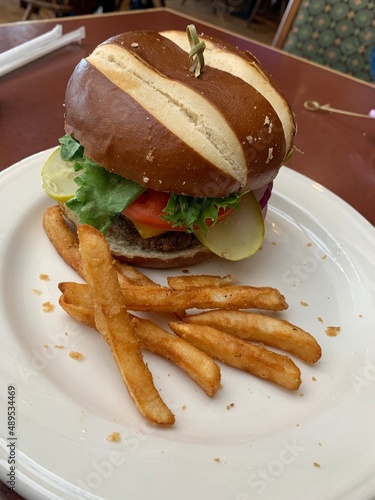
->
[0,0,280,45]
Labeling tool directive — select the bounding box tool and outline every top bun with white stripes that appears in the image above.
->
[64,29,295,198]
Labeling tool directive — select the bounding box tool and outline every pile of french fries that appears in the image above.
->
[43,205,322,426]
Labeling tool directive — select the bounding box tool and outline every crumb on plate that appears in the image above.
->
[69,351,84,361]
[325,326,341,337]
[42,301,55,313]
[107,432,121,443]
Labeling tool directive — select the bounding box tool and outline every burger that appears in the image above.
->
[42,27,295,268]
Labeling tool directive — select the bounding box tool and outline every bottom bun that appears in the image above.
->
[60,204,213,269]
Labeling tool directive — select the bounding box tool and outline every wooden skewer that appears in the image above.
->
[304,100,374,119]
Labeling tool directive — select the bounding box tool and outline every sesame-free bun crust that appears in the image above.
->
[64,30,295,198]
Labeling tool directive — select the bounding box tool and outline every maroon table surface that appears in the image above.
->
[0,7,374,500]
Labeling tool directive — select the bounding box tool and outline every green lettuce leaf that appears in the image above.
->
[60,135,145,234]
[163,193,241,235]
[59,134,84,162]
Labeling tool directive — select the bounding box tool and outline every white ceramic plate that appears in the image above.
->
[1,149,375,500]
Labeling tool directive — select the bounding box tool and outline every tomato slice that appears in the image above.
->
[123,189,234,232]
[123,190,173,230]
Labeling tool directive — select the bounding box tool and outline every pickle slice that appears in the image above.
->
[41,147,78,203]
[194,191,265,261]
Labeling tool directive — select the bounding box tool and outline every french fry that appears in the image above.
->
[114,260,158,288]
[59,292,221,397]
[58,281,90,302]
[77,224,175,426]
[59,293,95,328]
[117,283,288,312]
[167,274,235,289]
[167,273,236,319]
[184,310,322,364]
[112,257,188,319]
[131,317,221,397]
[43,205,84,278]
[43,205,160,287]
[59,281,288,312]
[169,322,302,391]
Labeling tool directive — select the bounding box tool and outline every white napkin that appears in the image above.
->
[0,24,86,77]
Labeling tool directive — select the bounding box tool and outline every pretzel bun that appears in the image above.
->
[64,30,295,198]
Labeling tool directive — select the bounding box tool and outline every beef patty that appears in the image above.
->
[109,215,202,252]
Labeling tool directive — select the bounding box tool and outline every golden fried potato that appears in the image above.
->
[167,274,235,289]
[59,293,95,328]
[184,310,322,364]
[126,284,288,311]
[59,281,288,312]
[43,205,84,278]
[43,205,159,287]
[169,321,302,391]
[114,260,158,288]
[59,289,221,397]
[77,224,175,426]
[131,317,221,397]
